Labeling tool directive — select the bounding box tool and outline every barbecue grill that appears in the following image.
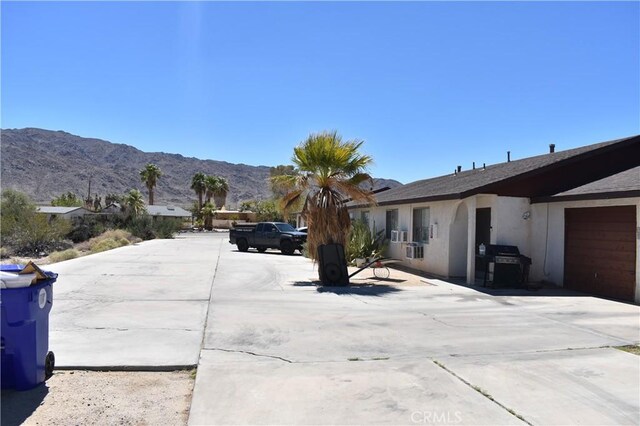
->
[476,244,531,287]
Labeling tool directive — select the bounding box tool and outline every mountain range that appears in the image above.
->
[0,128,402,208]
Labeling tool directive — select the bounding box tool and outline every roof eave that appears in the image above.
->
[531,190,640,204]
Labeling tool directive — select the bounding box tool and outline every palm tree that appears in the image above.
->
[274,131,375,269]
[211,176,229,209]
[191,172,206,212]
[204,175,218,204]
[139,163,162,205]
[201,202,216,231]
[123,189,146,217]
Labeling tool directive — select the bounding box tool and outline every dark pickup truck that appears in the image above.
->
[229,222,307,255]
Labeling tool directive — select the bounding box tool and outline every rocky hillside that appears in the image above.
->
[1,128,401,207]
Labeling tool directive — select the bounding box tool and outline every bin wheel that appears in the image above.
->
[45,351,55,380]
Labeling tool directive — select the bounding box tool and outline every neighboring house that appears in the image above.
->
[100,203,122,214]
[36,206,94,222]
[146,205,192,220]
[349,135,640,303]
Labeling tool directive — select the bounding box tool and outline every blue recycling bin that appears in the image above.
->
[1,265,57,391]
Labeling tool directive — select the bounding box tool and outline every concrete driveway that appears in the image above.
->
[49,233,221,368]
[189,234,640,425]
[44,233,639,424]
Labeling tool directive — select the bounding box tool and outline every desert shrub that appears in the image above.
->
[86,229,133,253]
[75,241,91,252]
[90,238,122,253]
[1,190,73,256]
[126,216,181,240]
[67,215,124,243]
[0,246,10,259]
[127,215,156,240]
[99,229,132,244]
[49,249,80,262]
[153,218,182,239]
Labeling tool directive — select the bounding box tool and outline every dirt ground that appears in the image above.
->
[1,370,195,426]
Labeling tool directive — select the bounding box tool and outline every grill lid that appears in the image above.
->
[486,244,521,256]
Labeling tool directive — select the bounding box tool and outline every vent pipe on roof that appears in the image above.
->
[507,151,511,162]
[472,162,476,170]
[483,163,486,170]
[549,143,555,153]
[457,165,462,173]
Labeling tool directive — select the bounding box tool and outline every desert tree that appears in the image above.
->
[139,163,162,205]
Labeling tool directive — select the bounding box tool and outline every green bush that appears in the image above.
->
[1,190,72,256]
[126,215,181,240]
[127,215,156,240]
[345,220,386,264]
[153,218,182,239]
[49,249,80,262]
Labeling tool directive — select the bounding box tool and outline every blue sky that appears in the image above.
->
[2,1,638,183]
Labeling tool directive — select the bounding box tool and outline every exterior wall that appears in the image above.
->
[494,196,532,257]
[351,194,532,280]
[530,197,640,303]
[353,199,461,278]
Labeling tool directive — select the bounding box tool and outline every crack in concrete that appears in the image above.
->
[446,345,616,358]
[209,348,293,363]
[69,326,201,332]
[431,358,533,426]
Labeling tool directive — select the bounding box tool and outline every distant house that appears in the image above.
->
[36,206,94,222]
[100,203,122,214]
[348,135,640,303]
[146,205,192,220]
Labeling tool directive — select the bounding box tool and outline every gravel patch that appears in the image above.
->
[1,370,195,426]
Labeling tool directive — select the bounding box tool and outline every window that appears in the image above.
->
[360,211,370,228]
[385,209,398,239]
[412,207,430,243]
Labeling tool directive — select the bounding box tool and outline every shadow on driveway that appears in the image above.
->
[1,384,49,426]
[292,281,402,296]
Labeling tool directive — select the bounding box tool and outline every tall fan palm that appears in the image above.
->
[139,163,162,205]
[191,172,207,212]
[273,131,376,267]
[204,175,218,205]
[211,176,229,209]
[123,189,146,217]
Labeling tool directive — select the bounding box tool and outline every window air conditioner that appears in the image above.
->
[399,231,408,243]
[390,230,400,243]
[406,243,424,259]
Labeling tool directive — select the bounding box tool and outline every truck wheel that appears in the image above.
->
[45,351,55,380]
[237,239,249,252]
[257,247,267,253]
[281,240,294,255]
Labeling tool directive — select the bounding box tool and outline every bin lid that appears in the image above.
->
[0,264,24,273]
[0,264,57,282]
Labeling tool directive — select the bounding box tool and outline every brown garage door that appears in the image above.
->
[564,206,637,302]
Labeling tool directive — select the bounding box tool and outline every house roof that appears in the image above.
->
[532,166,640,203]
[350,135,640,207]
[37,206,91,214]
[146,205,191,217]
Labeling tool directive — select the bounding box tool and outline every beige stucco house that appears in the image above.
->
[349,135,640,303]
